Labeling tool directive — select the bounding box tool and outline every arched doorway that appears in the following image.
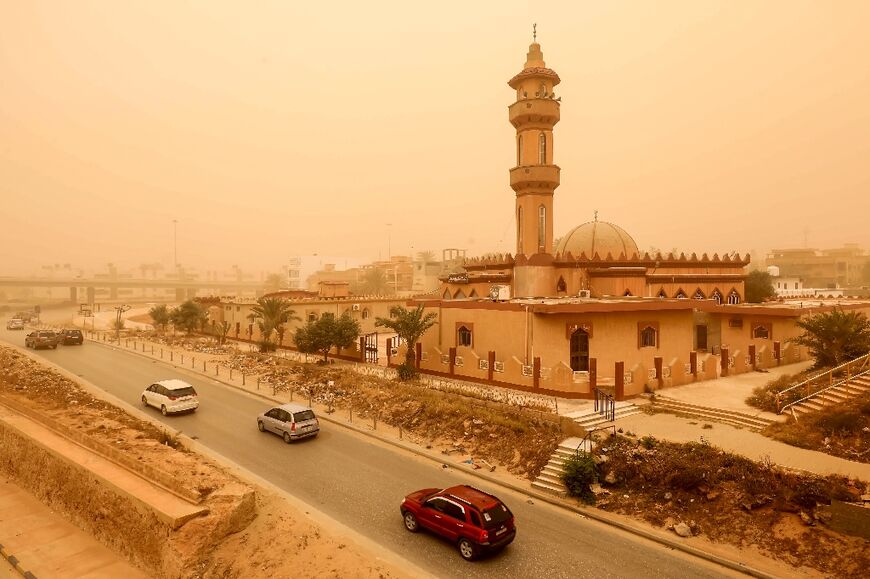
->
[570,329,590,372]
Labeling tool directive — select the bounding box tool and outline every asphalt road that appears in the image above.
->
[1,327,739,579]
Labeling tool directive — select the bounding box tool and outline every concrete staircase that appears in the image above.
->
[650,396,774,430]
[564,402,643,429]
[532,437,593,496]
[788,375,870,415]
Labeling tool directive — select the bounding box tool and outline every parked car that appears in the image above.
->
[256,403,319,442]
[24,330,58,349]
[400,484,516,561]
[57,329,84,345]
[141,380,199,416]
[6,318,25,330]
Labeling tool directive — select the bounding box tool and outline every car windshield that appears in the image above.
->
[37,331,54,337]
[67,330,82,336]
[169,386,197,397]
[294,410,316,422]
[481,503,512,529]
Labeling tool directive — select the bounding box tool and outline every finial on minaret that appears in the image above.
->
[594,210,599,222]
[533,23,537,42]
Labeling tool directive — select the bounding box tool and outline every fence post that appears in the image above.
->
[373,413,377,430]
[349,406,353,423]
[215,364,219,376]
[229,367,233,380]
[242,373,246,386]
[399,425,402,440]
[308,392,312,408]
[290,390,294,402]
[160,348,163,359]
[257,377,260,390]
[170,351,174,362]
[203,360,206,371]
[192,356,195,368]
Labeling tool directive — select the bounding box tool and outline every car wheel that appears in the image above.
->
[161,405,168,416]
[283,431,291,443]
[458,538,477,561]
[403,511,419,533]
[257,421,265,432]
[141,395,148,407]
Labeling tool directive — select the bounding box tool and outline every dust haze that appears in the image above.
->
[2,1,869,276]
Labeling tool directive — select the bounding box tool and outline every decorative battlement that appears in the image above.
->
[552,251,752,267]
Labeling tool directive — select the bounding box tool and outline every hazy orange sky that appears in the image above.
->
[2,1,868,275]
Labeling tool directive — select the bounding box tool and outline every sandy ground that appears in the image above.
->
[0,345,413,579]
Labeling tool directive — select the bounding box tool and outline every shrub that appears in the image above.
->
[639,435,657,449]
[815,409,863,434]
[562,453,597,503]
[396,363,418,381]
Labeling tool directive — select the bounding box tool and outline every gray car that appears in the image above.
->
[257,403,320,443]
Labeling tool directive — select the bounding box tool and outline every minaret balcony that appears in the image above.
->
[510,165,561,191]
[509,98,560,128]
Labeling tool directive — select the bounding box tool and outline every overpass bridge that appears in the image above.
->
[0,277,266,302]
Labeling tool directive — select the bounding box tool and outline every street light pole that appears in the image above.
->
[172,219,178,271]
[386,223,392,261]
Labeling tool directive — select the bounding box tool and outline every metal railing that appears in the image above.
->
[593,387,615,422]
[575,424,616,456]
[776,351,870,414]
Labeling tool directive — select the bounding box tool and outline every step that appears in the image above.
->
[541,464,566,478]
[564,401,636,420]
[573,406,642,427]
[531,480,567,497]
[651,399,771,429]
[535,472,564,486]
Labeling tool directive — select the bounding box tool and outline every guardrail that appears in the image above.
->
[776,351,870,414]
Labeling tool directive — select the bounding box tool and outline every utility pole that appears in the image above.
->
[114,304,131,343]
[173,219,178,271]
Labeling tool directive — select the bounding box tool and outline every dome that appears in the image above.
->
[555,220,639,259]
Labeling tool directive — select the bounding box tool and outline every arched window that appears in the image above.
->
[537,205,546,252]
[570,329,590,372]
[538,132,547,164]
[457,326,472,347]
[307,312,318,323]
[556,277,567,293]
[361,308,370,320]
[727,290,741,305]
[639,325,658,348]
[711,289,723,305]
[752,325,770,339]
[517,135,523,166]
[517,206,524,251]
[693,289,705,300]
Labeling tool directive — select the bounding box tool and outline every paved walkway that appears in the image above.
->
[0,481,147,579]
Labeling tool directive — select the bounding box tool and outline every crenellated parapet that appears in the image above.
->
[553,251,751,268]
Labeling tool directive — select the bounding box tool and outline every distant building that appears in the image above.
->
[287,255,361,290]
[766,244,868,288]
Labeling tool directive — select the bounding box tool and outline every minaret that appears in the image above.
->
[508,29,561,258]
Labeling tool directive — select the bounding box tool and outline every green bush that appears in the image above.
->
[396,363,419,381]
[562,453,597,503]
[815,409,863,434]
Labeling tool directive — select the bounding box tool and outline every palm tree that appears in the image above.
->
[247,297,298,352]
[416,250,437,264]
[791,308,870,367]
[375,304,438,378]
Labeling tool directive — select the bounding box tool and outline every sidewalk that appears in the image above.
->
[0,480,147,579]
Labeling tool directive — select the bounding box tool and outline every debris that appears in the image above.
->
[673,522,692,537]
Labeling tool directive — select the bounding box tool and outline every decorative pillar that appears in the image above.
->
[359,337,366,362]
[386,338,393,365]
[749,344,757,370]
[533,357,541,388]
[721,347,729,377]
[449,347,456,375]
[615,361,625,401]
[654,356,663,389]
[589,358,597,390]
[488,350,495,381]
[773,341,781,365]
[690,351,698,379]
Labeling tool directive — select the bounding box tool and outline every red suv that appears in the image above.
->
[400,484,516,561]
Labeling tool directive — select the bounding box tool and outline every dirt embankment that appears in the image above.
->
[0,346,407,579]
[589,435,869,577]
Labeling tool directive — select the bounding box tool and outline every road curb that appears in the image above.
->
[0,543,37,579]
[84,337,777,578]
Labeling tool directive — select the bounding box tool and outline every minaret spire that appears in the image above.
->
[533,23,537,42]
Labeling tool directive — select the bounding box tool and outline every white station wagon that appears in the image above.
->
[257,403,319,442]
[141,379,199,416]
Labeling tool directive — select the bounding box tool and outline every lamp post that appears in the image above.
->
[114,304,131,343]
[172,219,178,271]
[386,223,392,261]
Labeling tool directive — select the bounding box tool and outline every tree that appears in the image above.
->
[357,268,392,295]
[375,304,438,379]
[293,312,361,363]
[247,297,298,352]
[211,320,231,346]
[149,304,170,333]
[416,250,437,264]
[791,308,870,367]
[170,300,208,335]
[745,270,776,303]
[263,273,287,293]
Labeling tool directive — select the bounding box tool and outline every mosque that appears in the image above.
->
[406,36,821,399]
